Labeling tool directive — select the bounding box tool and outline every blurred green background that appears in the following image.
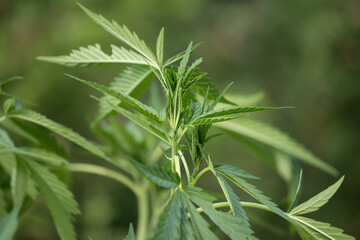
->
[1,0,359,239]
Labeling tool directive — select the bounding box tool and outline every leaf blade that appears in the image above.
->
[214,119,338,175]
[289,176,344,216]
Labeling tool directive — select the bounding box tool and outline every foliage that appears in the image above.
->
[0,4,355,240]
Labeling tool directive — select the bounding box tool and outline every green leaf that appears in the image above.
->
[18,147,67,166]
[215,174,250,226]
[0,119,39,144]
[179,199,195,240]
[0,205,21,240]
[156,28,164,65]
[124,223,136,240]
[105,101,169,143]
[214,119,338,175]
[0,144,67,166]
[37,44,150,67]
[77,3,157,65]
[191,76,235,105]
[0,76,22,89]
[67,74,162,123]
[291,216,355,240]
[129,158,179,188]
[5,109,115,166]
[153,190,182,240]
[177,42,193,80]
[289,176,344,216]
[95,65,153,124]
[184,186,254,240]
[164,43,202,66]
[3,99,16,115]
[288,169,303,212]
[25,160,79,240]
[11,158,28,205]
[190,107,282,125]
[183,196,218,240]
[215,164,298,226]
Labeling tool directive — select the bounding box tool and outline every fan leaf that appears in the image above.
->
[0,205,21,240]
[215,164,298,226]
[129,159,179,188]
[37,44,150,67]
[68,74,162,123]
[5,110,117,166]
[153,190,182,240]
[289,176,344,216]
[77,3,157,65]
[214,119,338,175]
[291,216,355,240]
[25,160,79,240]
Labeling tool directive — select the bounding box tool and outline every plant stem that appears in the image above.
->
[178,150,191,184]
[196,201,272,214]
[172,144,182,187]
[191,167,210,185]
[135,185,149,240]
[0,116,6,123]
[68,163,140,195]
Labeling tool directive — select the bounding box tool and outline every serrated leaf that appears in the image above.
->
[153,190,182,240]
[192,76,235,105]
[5,109,117,166]
[95,65,154,124]
[179,199,195,240]
[18,147,67,166]
[164,43,202,66]
[124,223,136,240]
[156,28,164,65]
[215,174,250,226]
[68,74,162,123]
[0,205,21,240]
[0,144,66,166]
[289,176,344,216]
[291,216,355,240]
[37,44,151,67]
[288,169,303,212]
[105,101,169,143]
[184,186,254,240]
[25,160,79,240]
[215,164,298,227]
[190,107,284,125]
[3,98,16,115]
[0,119,39,144]
[214,119,338,175]
[129,158,179,188]
[11,158,28,205]
[183,196,218,240]
[177,42,193,80]
[78,3,157,66]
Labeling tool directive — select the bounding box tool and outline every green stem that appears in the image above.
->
[176,126,188,144]
[0,115,6,123]
[172,144,181,187]
[191,167,210,185]
[136,185,149,240]
[196,201,272,214]
[178,150,191,184]
[68,163,140,194]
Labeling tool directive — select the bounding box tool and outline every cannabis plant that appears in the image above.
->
[0,4,355,240]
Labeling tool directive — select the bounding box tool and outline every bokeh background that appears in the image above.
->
[1,0,359,239]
